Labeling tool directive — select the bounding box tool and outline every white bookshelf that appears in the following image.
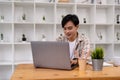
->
[0,0,120,79]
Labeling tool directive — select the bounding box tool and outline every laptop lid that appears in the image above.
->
[31,41,74,70]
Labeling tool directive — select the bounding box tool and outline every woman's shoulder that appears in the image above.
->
[78,33,88,40]
[56,34,67,41]
[77,33,90,43]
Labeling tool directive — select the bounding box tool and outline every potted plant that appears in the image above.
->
[22,13,26,21]
[0,33,4,41]
[42,16,45,21]
[91,47,104,71]
[0,15,4,22]
[97,32,102,40]
[41,34,46,41]
[22,34,27,42]
[116,32,120,41]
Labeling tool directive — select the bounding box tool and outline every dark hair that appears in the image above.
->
[61,14,79,28]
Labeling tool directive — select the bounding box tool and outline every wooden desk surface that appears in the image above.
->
[11,64,120,80]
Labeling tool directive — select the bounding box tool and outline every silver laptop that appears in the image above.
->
[31,41,78,70]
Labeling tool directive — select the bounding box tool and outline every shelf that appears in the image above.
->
[114,44,120,57]
[0,22,13,24]
[35,24,55,41]
[35,0,52,3]
[35,22,54,25]
[0,0,12,4]
[14,44,32,64]
[76,0,94,4]
[56,24,64,39]
[76,3,94,6]
[95,25,113,43]
[0,2,13,23]
[14,1,34,5]
[14,60,33,65]
[96,0,114,5]
[14,42,30,44]
[14,2,34,23]
[96,23,113,26]
[114,41,120,44]
[95,42,113,44]
[114,6,120,24]
[96,5,114,24]
[14,24,34,42]
[56,3,75,23]
[0,65,12,80]
[78,24,94,43]
[57,0,75,3]
[77,4,94,24]
[114,24,120,26]
[96,4,113,8]
[0,60,13,65]
[0,24,13,42]
[14,22,34,24]
[0,42,12,44]
[14,0,34,3]
[35,3,55,23]
[0,44,13,63]
[114,25,120,42]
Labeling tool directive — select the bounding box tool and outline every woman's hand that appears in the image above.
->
[70,50,79,65]
[74,50,79,58]
[70,59,78,65]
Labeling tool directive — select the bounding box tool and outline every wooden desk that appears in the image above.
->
[11,64,120,80]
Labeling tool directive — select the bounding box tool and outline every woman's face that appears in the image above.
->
[63,21,78,41]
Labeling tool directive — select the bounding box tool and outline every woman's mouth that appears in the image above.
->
[66,34,71,37]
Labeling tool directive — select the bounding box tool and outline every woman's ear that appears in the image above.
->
[76,25,79,30]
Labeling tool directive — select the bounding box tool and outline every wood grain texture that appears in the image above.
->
[11,64,120,80]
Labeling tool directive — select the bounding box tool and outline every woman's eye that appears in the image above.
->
[68,27,72,30]
[64,28,66,30]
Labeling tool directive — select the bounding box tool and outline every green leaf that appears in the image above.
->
[91,47,104,59]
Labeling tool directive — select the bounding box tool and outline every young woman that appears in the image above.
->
[57,14,90,65]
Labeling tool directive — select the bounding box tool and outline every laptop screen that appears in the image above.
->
[31,41,74,70]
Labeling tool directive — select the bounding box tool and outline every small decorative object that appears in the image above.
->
[118,0,120,4]
[91,0,94,4]
[97,32,102,40]
[115,0,120,4]
[42,16,46,22]
[49,0,55,2]
[91,47,104,71]
[116,14,120,24]
[116,32,120,41]
[97,0,102,4]
[58,0,69,3]
[41,34,46,41]
[115,0,118,4]
[83,18,86,23]
[80,0,89,4]
[22,34,27,42]
[81,33,85,35]
[22,13,26,21]
[58,34,63,41]
[0,33,4,41]
[0,15,4,22]
[49,0,52,2]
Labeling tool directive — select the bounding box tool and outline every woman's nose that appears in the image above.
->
[65,30,69,33]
